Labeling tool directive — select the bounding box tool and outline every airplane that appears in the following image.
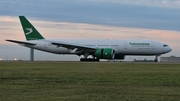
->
[6,16,172,62]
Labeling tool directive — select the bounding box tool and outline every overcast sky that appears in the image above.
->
[0,0,180,61]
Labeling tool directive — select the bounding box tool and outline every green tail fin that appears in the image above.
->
[19,16,45,40]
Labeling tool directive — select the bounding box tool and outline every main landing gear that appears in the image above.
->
[80,58,99,62]
[80,53,100,62]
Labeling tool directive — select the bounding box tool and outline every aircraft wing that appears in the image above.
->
[51,41,97,51]
[6,40,37,45]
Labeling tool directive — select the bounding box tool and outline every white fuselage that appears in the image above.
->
[21,39,172,56]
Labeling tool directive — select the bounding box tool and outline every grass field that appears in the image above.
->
[0,62,180,101]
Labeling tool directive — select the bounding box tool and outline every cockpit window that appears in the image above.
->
[163,45,169,47]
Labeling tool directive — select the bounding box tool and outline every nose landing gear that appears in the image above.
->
[154,55,160,62]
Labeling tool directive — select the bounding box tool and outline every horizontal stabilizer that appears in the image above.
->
[6,40,36,45]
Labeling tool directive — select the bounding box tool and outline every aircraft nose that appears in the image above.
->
[165,47,172,53]
[163,44,172,53]
[168,47,172,52]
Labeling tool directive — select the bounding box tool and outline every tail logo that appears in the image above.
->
[25,28,33,35]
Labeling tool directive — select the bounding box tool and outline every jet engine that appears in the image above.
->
[95,48,115,59]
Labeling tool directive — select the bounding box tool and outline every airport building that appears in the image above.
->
[160,56,180,62]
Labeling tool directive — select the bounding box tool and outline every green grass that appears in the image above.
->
[0,62,180,101]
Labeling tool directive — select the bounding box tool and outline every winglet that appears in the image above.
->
[19,16,45,40]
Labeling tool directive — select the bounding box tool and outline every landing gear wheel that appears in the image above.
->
[80,58,85,61]
[154,59,158,62]
[80,58,100,62]
[96,58,100,62]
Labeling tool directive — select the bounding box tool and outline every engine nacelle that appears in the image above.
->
[95,48,115,59]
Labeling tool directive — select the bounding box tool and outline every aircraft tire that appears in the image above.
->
[154,59,158,62]
[80,58,99,62]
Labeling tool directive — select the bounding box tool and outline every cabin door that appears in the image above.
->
[151,43,155,50]
[124,43,128,49]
